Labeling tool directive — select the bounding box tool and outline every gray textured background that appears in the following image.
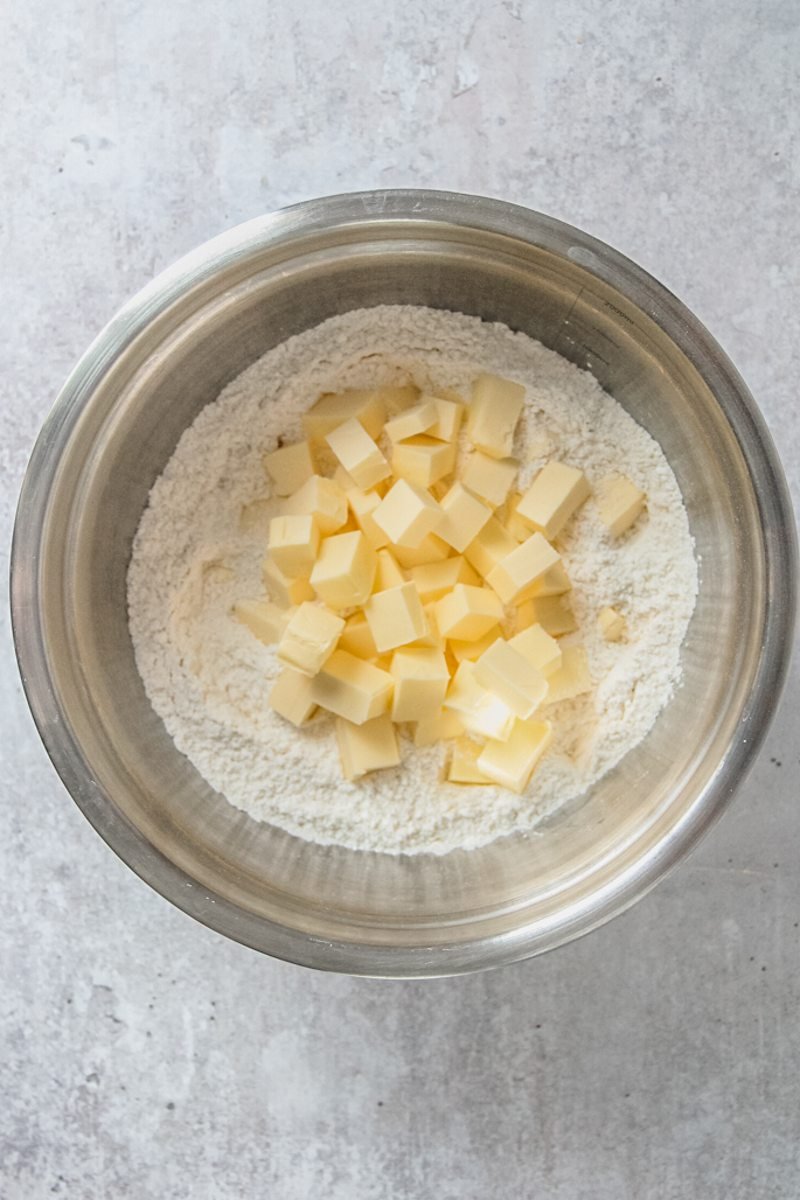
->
[2,2,799,1197]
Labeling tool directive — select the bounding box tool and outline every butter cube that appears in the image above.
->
[333,464,354,489]
[435,583,504,641]
[263,440,315,496]
[339,612,379,660]
[467,374,525,459]
[391,436,457,488]
[443,662,516,741]
[427,396,464,442]
[335,714,400,780]
[487,533,561,605]
[448,626,502,663]
[263,556,314,607]
[598,606,626,642]
[391,534,450,569]
[517,462,591,541]
[437,482,493,553]
[384,397,439,442]
[510,623,562,677]
[374,548,407,591]
[325,418,391,490]
[369,385,420,416]
[277,601,345,676]
[363,582,427,653]
[372,479,443,548]
[310,531,377,610]
[268,514,320,576]
[233,599,291,645]
[282,475,348,535]
[545,645,593,703]
[528,561,572,598]
[463,516,517,579]
[414,708,465,747]
[503,494,531,543]
[346,487,390,550]
[477,718,553,793]
[269,669,318,727]
[409,556,480,602]
[524,594,577,637]
[390,647,450,721]
[596,475,647,537]
[473,639,548,719]
[310,650,393,724]
[448,738,493,785]
[462,452,518,508]
[303,389,387,443]
[411,602,446,649]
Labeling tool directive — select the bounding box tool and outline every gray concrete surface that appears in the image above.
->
[2,1,799,1196]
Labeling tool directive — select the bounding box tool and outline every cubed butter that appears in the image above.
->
[528,561,572,598]
[325,418,391,490]
[435,583,504,641]
[263,556,315,607]
[384,397,439,442]
[448,626,502,663]
[427,396,464,442]
[391,534,451,569]
[390,647,450,721]
[473,639,548,719]
[408,556,480,602]
[302,389,387,443]
[467,374,525,459]
[372,479,443,548]
[545,645,593,703]
[364,582,428,653]
[282,475,348,535]
[338,612,379,660]
[477,718,553,793]
[502,491,533,542]
[448,738,493,785]
[517,461,591,540]
[443,661,516,741]
[269,669,318,727]
[414,708,465,747]
[262,440,315,496]
[309,531,377,610]
[373,548,407,591]
[462,452,518,508]
[463,516,517,579]
[411,602,445,649]
[487,533,561,604]
[598,606,626,642]
[233,599,291,645]
[335,714,400,780]
[596,475,647,537]
[268,514,320,576]
[523,594,577,637]
[437,482,493,553]
[277,601,345,676]
[509,623,562,677]
[391,436,457,488]
[346,487,390,550]
[310,650,393,724]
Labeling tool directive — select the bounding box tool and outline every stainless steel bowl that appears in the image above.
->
[11,191,797,977]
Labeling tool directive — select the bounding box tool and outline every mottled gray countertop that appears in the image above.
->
[2,2,798,1197]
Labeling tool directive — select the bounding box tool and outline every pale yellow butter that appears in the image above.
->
[427,396,464,442]
[364,582,428,653]
[282,475,348,535]
[596,475,647,537]
[528,561,572,598]
[477,718,553,793]
[233,599,291,645]
[462,452,518,508]
[443,661,516,741]
[408,556,480,602]
[262,440,315,496]
[509,623,562,677]
[391,533,451,569]
[277,601,345,676]
[302,389,387,443]
[391,436,457,489]
[309,531,377,610]
[269,669,318,727]
[346,487,390,550]
[384,397,439,442]
[373,548,407,592]
[413,708,465,747]
[434,583,504,641]
[437,481,493,553]
[372,479,443,548]
[310,650,393,724]
[517,461,591,540]
[389,646,450,721]
[467,374,525,459]
[473,638,548,719]
[325,418,391,490]
[448,626,502,663]
[338,612,379,660]
[268,514,320,577]
[335,714,400,779]
[486,532,562,604]
[522,594,577,637]
[598,606,626,642]
[447,738,493,785]
[262,556,315,607]
[463,515,517,579]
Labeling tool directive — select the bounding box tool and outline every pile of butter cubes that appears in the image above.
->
[234,376,646,793]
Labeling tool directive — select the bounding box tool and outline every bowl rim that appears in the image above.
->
[11,189,798,977]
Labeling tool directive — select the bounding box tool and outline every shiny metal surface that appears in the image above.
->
[10,191,797,977]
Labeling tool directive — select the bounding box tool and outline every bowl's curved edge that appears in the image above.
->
[10,189,798,977]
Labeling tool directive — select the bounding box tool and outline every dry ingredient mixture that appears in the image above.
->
[127,305,698,855]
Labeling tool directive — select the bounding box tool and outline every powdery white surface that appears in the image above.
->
[127,305,698,855]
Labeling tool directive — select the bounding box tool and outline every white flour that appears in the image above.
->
[127,306,698,855]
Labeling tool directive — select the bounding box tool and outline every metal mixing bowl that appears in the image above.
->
[11,191,797,977]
